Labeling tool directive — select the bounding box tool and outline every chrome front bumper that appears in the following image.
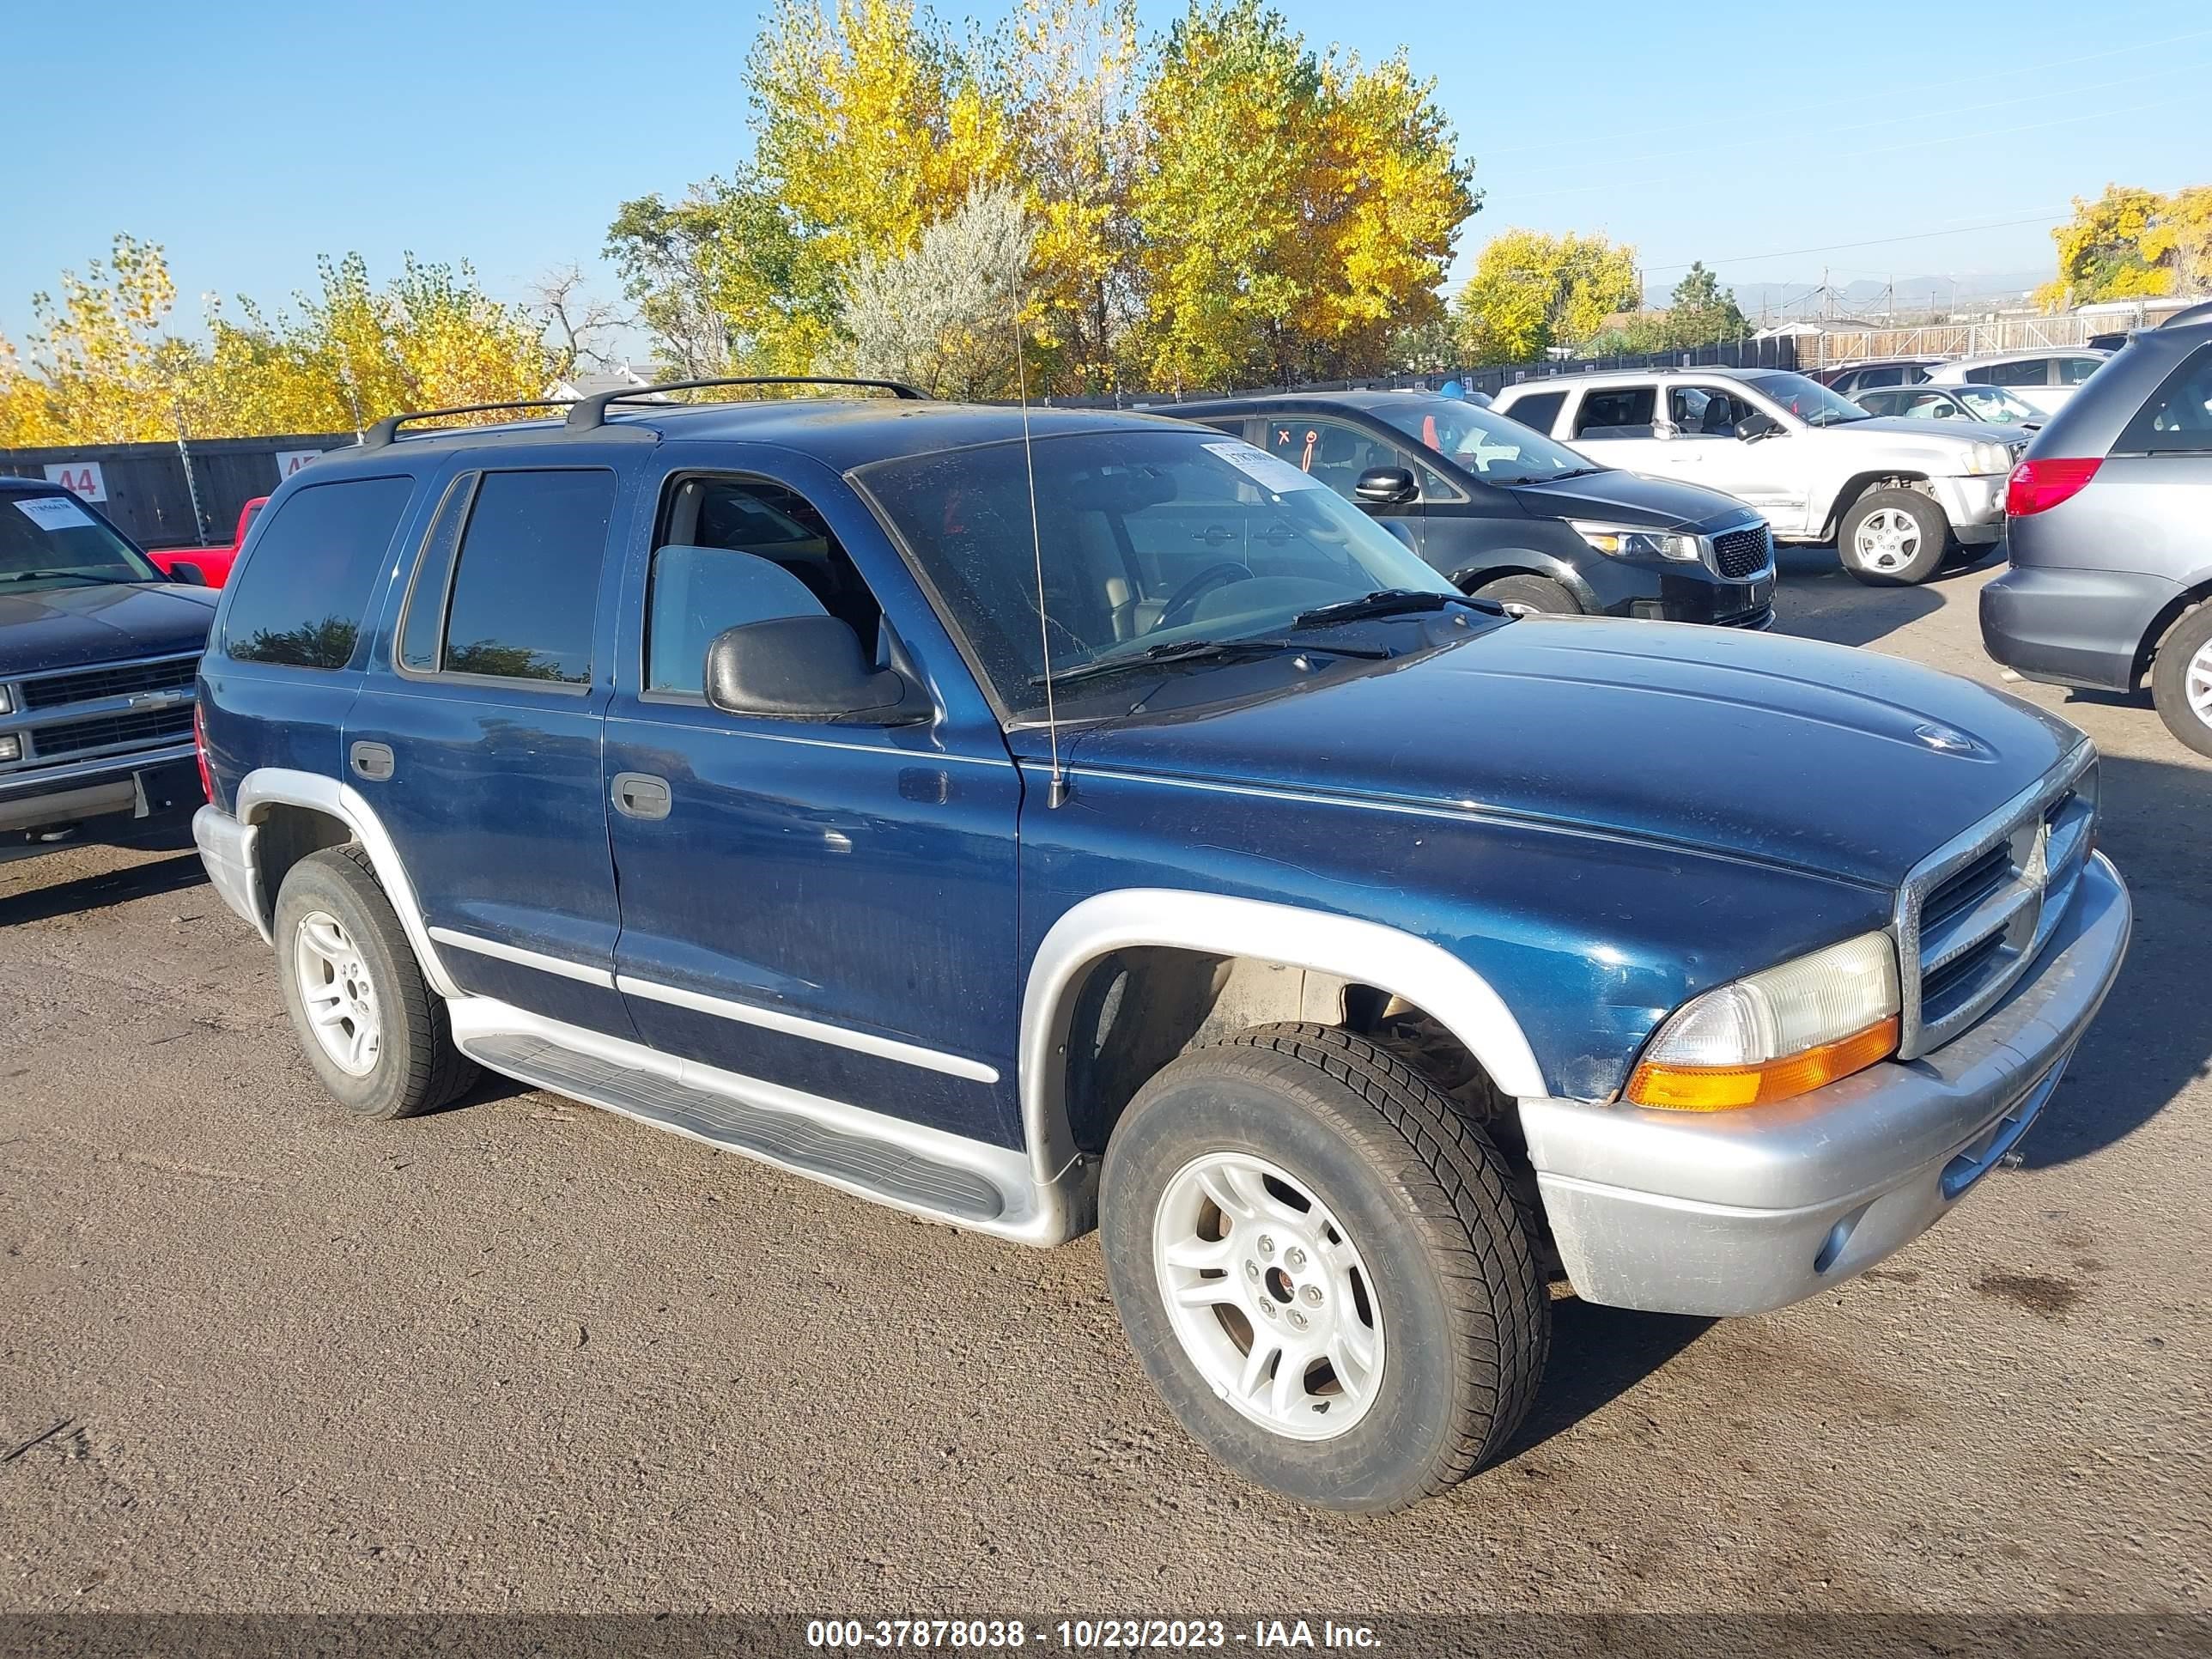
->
[193,804,269,939]
[1521,852,2131,1316]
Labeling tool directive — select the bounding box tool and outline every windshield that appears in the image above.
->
[1948,385,2039,425]
[1364,396,1598,483]
[1,493,162,591]
[1742,372,1872,428]
[857,428,1459,717]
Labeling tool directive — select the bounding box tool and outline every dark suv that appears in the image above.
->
[192,380,2126,1512]
[1164,391,1775,625]
[2,477,216,864]
[1981,304,2212,756]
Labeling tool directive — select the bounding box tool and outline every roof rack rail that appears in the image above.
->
[564,375,928,431]
[360,398,575,450]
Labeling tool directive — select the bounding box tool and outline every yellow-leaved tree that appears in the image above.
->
[0,235,198,446]
[1453,229,1640,363]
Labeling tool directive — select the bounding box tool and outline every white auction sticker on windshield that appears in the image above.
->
[1202,441,1325,495]
[14,495,96,532]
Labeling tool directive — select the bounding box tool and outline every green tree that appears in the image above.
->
[1452,229,1639,364]
[1664,261,1747,347]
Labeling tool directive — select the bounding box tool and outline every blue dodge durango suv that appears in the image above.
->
[192,379,2131,1511]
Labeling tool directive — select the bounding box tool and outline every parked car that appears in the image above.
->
[1850,383,2044,431]
[1814,356,1945,397]
[193,380,2129,1512]
[1981,309,2212,756]
[1927,350,2111,416]
[1,478,215,863]
[147,495,268,588]
[1161,390,1774,626]
[1492,367,2024,585]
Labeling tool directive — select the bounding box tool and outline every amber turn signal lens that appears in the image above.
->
[1627,1016,1899,1111]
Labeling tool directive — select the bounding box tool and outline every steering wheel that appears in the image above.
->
[1153,562,1255,632]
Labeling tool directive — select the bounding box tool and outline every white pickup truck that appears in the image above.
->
[1493,366,2025,585]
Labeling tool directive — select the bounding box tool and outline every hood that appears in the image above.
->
[1827,416,2024,462]
[1060,617,2075,889]
[0,582,218,676]
[1508,469,1759,533]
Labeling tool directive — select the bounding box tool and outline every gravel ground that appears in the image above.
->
[1,548,2205,1619]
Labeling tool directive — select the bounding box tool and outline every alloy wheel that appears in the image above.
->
[1151,1151,1384,1441]
[1852,506,1923,574]
[293,909,382,1077]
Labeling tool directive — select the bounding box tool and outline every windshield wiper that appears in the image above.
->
[1032,635,1388,690]
[0,568,143,586]
[1291,589,1498,629]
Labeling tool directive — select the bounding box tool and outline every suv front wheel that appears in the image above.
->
[1839,487,1948,586]
[1100,1023,1548,1511]
[272,846,477,1120]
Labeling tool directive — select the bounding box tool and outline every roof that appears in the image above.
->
[1155,388,1460,417]
[1494,365,1778,392]
[1945,348,2109,367]
[305,397,1189,478]
[0,476,70,493]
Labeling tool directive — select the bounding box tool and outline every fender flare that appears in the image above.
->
[1018,889,1549,1198]
[234,766,465,1000]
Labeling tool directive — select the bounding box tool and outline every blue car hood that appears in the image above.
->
[1058,617,2075,889]
[0,582,217,676]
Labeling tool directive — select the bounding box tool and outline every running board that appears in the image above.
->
[447,1000,1058,1243]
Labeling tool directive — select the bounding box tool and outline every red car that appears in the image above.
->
[148,495,266,587]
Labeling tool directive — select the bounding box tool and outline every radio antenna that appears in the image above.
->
[1013,280,1068,808]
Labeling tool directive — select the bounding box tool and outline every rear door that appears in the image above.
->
[346,460,635,1035]
[2095,342,2212,589]
[1565,382,1674,478]
[1258,414,1431,553]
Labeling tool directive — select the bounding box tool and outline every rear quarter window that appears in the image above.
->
[2115,344,2212,454]
[221,477,416,670]
[1501,390,1565,434]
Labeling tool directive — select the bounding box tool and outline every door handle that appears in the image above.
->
[349,741,395,782]
[611,772,672,821]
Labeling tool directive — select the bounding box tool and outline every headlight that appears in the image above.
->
[0,683,13,714]
[1570,520,1702,562]
[1966,441,2012,476]
[1626,931,1899,1111]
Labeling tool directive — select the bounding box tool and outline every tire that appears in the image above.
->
[1472,573,1581,616]
[2151,604,2212,760]
[272,844,477,1120]
[1838,487,1948,586]
[1099,1022,1549,1512]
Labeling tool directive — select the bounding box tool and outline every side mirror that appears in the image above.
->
[1734,414,1778,442]
[1353,465,1418,507]
[168,561,208,586]
[704,614,928,726]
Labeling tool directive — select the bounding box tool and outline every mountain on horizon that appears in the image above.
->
[1653,271,2050,318]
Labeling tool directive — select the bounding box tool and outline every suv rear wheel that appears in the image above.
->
[1839,487,1947,585]
[1099,1022,1548,1511]
[273,846,477,1120]
[2151,604,2212,759]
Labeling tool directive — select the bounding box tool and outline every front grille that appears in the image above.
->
[1711,524,1772,579]
[30,706,196,759]
[1896,752,2097,1058]
[19,653,199,711]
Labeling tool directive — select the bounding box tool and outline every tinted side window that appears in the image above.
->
[1263,417,1402,495]
[222,477,415,670]
[1504,390,1565,434]
[1861,366,1907,389]
[2116,345,2212,453]
[438,470,615,684]
[2059,356,2105,386]
[1573,386,1657,439]
[1984,359,2049,387]
[647,546,827,695]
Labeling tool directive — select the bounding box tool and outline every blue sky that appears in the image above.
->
[3,0,2205,349]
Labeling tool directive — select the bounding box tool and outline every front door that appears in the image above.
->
[347,463,634,1035]
[1261,415,1429,553]
[600,454,1023,1147]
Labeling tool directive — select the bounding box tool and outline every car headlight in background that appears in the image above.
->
[1966,441,2014,476]
[0,684,13,714]
[0,735,18,762]
[1570,521,1701,562]
[1626,932,1900,1110]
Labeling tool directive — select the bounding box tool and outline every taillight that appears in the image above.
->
[2006,457,2100,516]
[193,702,214,802]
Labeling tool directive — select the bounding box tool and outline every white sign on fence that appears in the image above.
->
[41,461,107,502]
[274,449,324,482]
